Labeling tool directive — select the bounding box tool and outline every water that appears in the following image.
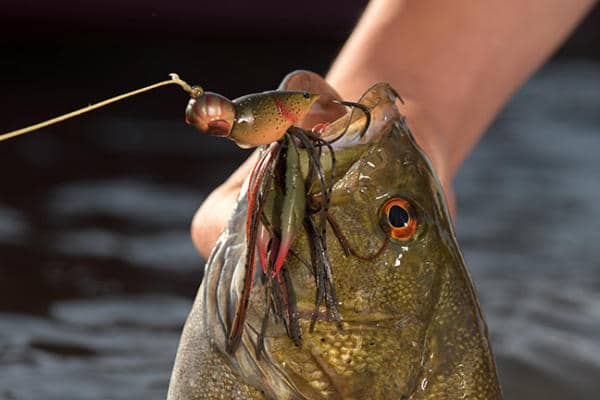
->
[0,61,598,399]
[455,61,600,399]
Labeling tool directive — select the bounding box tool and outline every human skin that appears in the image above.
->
[192,0,596,259]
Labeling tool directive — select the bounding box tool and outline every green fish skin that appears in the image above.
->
[167,83,502,400]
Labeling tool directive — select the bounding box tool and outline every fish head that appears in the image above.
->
[295,120,453,321]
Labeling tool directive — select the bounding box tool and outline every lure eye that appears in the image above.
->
[381,198,418,240]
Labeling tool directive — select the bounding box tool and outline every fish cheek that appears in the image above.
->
[361,188,442,321]
[324,198,422,319]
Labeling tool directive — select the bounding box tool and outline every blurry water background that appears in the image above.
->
[0,2,599,399]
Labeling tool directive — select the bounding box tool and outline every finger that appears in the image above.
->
[191,184,237,259]
[191,152,260,259]
[279,70,347,129]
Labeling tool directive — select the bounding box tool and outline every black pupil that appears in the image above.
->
[388,205,409,228]
[303,92,310,98]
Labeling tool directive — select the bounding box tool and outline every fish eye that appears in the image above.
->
[303,92,311,99]
[380,198,418,240]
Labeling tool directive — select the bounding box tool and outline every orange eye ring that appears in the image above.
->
[381,198,418,241]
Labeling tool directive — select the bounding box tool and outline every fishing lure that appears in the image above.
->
[0,73,318,149]
[185,88,319,147]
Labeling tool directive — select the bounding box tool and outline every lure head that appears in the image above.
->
[185,92,236,137]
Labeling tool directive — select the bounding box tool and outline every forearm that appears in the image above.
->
[328,0,595,185]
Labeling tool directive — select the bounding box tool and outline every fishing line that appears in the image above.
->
[0,74,200,142]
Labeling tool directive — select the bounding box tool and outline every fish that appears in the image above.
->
[167,72,502,399]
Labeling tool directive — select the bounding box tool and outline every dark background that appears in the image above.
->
[0,1,599,399]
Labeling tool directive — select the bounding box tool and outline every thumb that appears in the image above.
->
[278,70,347,129]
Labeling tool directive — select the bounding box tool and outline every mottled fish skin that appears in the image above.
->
[167,82,502,400]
